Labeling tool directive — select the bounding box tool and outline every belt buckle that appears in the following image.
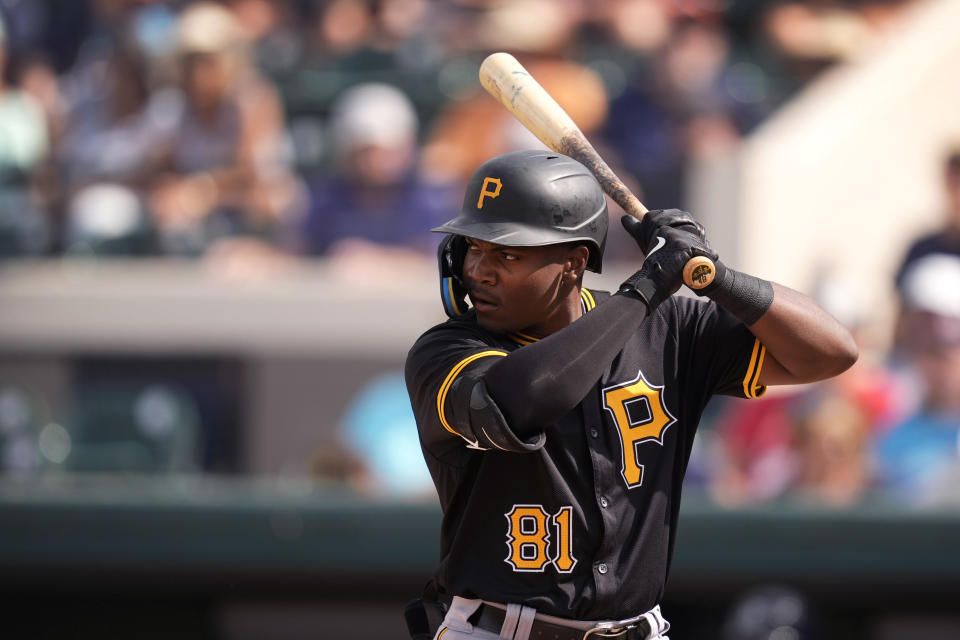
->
[582,612,645,639]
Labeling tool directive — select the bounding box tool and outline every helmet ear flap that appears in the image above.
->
[438,235,469,318]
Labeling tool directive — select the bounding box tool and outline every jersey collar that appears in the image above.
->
[508,289,597,346]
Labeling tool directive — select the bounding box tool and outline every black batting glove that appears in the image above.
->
[621,208,709,254]
[621,210,773,325]
[617,211,718,313]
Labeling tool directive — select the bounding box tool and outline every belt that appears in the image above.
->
[471,604,653,640]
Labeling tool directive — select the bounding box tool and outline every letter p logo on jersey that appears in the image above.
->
[477,177,502,209]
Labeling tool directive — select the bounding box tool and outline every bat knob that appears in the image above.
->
[683,256,716,290]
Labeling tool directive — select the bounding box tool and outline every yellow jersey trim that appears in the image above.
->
[437,350,508,435]
[742,338,767,399]
[580,288,596,311]
[438,628,448,640]
[508,290,597,346]
[509,331,540,345]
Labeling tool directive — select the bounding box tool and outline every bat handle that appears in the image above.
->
[682,255,716,290]
[623,202,716,290]
[608,179,715,290]
[569,146,716,290]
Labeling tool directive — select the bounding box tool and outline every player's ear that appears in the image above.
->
[563,244,589,283]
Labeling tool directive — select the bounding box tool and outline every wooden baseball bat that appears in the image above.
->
[478,52,715,290]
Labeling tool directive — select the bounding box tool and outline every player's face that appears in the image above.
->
[462,237,581,336]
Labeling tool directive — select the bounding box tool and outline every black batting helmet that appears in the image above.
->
[432,150,608,273]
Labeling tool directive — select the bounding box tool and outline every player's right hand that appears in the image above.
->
[617,211,718,312]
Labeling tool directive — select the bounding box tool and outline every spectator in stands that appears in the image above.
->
[789,384,872,506]
[887,147,960,360]
[0,15,51,257]
[56,40,165,255]
[703,390,802,506]
[601,17,766,211]
[789,273,906,505]
[423,56,610,184]
[223,0,303,79]
[875,254,960,503]
[290,0,444,123]
[759,0,917,102]
[704,273,898,507]
[421,0,603,186]
[146,2,299,256]
[293,82,458,270]
[894,147,960,289]
[59,40,160,193]
[304,0,435,73]
[705,373,879,508]
[308,439,370,493]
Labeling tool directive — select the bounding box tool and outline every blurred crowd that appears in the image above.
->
[3,0,959,510]
[0,0,917,263]
[691,147,960,509]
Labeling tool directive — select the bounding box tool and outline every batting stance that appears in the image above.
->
[404,151,857,640]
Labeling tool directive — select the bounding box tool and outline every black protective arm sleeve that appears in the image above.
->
[483,294,651,439]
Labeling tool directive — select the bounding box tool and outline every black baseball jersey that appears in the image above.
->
[405,288,766,621]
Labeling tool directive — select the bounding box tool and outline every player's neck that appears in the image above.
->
[517,286,584,338]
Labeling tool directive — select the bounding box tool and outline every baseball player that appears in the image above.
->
[403,150,857,640]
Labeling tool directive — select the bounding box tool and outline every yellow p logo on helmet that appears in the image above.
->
[477,177,502,209]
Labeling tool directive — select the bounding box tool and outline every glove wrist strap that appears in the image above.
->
[616,273,661,314]
[699,261,773,326]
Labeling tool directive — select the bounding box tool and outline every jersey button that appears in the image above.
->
[590,428,599,438]
[599,496,609,508]
[597,563,608,574]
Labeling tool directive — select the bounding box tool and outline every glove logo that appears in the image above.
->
[477,177,502,209]
[602,369,677,489]
[645,236,666,259]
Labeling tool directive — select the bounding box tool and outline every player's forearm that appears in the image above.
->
[751,282,858,385]
[484,294,650,438]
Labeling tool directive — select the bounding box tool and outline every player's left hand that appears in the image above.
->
[621,209,709,254]
[618,211,719,311]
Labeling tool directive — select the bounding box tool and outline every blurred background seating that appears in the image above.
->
[62,381,202,473]
[0,382,45,473]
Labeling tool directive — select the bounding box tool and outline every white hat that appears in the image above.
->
[68,183,143,240]
[901,253,960,319]
[328,83,418,154]
[177,2,244,55]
